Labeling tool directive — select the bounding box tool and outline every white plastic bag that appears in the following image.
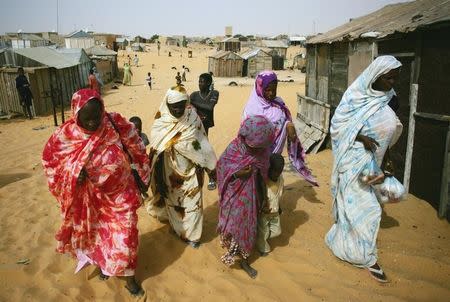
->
[375,176,406,203]
[359,159,382,184]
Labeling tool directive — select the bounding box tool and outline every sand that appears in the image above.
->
[0,43,449,302]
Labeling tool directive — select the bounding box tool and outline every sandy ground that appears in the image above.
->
[0,43,449,302]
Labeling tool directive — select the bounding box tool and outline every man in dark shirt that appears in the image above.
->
[15,67,33,119]
[190,73,219,190]
[189,73,219,135]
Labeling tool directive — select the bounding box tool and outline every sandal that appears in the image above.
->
[367,265,388,283]
[125,284,144,297]
[207,180,217,190]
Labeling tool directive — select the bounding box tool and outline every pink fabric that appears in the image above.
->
[42,88,150,276]
[217,116,275,255]
[243,70,318,186]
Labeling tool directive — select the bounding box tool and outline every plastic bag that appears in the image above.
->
[359,159,382,184]
[375,176,406,203]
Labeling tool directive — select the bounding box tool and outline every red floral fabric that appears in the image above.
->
[42,89,150,276]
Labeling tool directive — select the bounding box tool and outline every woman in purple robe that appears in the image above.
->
[242,71,317,186]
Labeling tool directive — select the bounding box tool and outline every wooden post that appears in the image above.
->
[59,82,65,123]
[50,84,57,126]
[403,83,418,192]
[439,125,450,218]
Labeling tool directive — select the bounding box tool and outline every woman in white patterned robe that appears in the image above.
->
[325,56,403,283]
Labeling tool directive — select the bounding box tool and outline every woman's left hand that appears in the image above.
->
[286,122,297,142]
[367,172,385,185]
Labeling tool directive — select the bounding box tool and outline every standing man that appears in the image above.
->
[189,73,220,190]
[15,67,33,119]
[133,54,139,67]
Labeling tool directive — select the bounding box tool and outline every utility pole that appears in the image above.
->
[56,0,59,34]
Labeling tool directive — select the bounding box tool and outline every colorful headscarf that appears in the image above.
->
[217,115,275,254]
[149,87,217,171]
[242,71,318,186]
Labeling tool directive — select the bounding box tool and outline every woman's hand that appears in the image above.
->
[286,122,297,142]
[357,134,379,152]
[77,168,88,185]
[366,172,385,185]
[234,165,252,179]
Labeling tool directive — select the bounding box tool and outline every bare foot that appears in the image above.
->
[240,260,257,279]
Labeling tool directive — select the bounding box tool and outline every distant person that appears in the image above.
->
[93,67,104,92]
[122,63,133,86]
[133,54,139,67]
[157,41,161,56]
[181,65,187,82]
[217,115,275,279]
[175,72,182,86]
[127,54,131,65]
[129,116,149,146]
[190,73,220,190]
[146,72,152,90]
[15,67,33,119]
[88,68,101,95]
[256,153,284,256]
[209,71,215,91]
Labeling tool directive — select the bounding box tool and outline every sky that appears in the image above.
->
[1,0,408,37]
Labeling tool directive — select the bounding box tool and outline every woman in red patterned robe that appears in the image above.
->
[42,88,149,296]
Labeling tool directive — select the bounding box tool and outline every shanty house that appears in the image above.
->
[65,30,95,49]
[240,48,272,77]
[0,47,91,117]
[297,0,450,219]
[218,37,241,52]
[10,33,50,49]
[208,51,243,77]
[85,46,118,83]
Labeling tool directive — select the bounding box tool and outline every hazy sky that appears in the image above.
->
[1,0,406,37]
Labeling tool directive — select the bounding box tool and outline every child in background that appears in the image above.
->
[146,72,152,90]
[129,116,149,147]
[256,153,285,256]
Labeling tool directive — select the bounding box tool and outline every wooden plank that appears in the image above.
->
[414,112,450,122]
[439,125,450,218]
[403,83,418,192]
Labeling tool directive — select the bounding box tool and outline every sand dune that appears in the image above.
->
[0,43,449,302]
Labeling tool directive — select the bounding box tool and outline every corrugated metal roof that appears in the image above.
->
[85,46,117,56]
[66,30,92,38]
[220,37,240,43]
[239,48,270,59]
[13,47,89,69]
[261,40,289,48]
[308,0,450,44]
[208,50,242,59]
[11,34,45,41]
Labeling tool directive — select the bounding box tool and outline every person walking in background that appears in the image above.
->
[146,72,152,90]
[88,68,101,95]
[190,72,220,190]
[133,54,139,67]
[42,89,150,296]
[15,67,33,119]
[175,72,182,86]
[122,63,133,86]
[93,67,104,93]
